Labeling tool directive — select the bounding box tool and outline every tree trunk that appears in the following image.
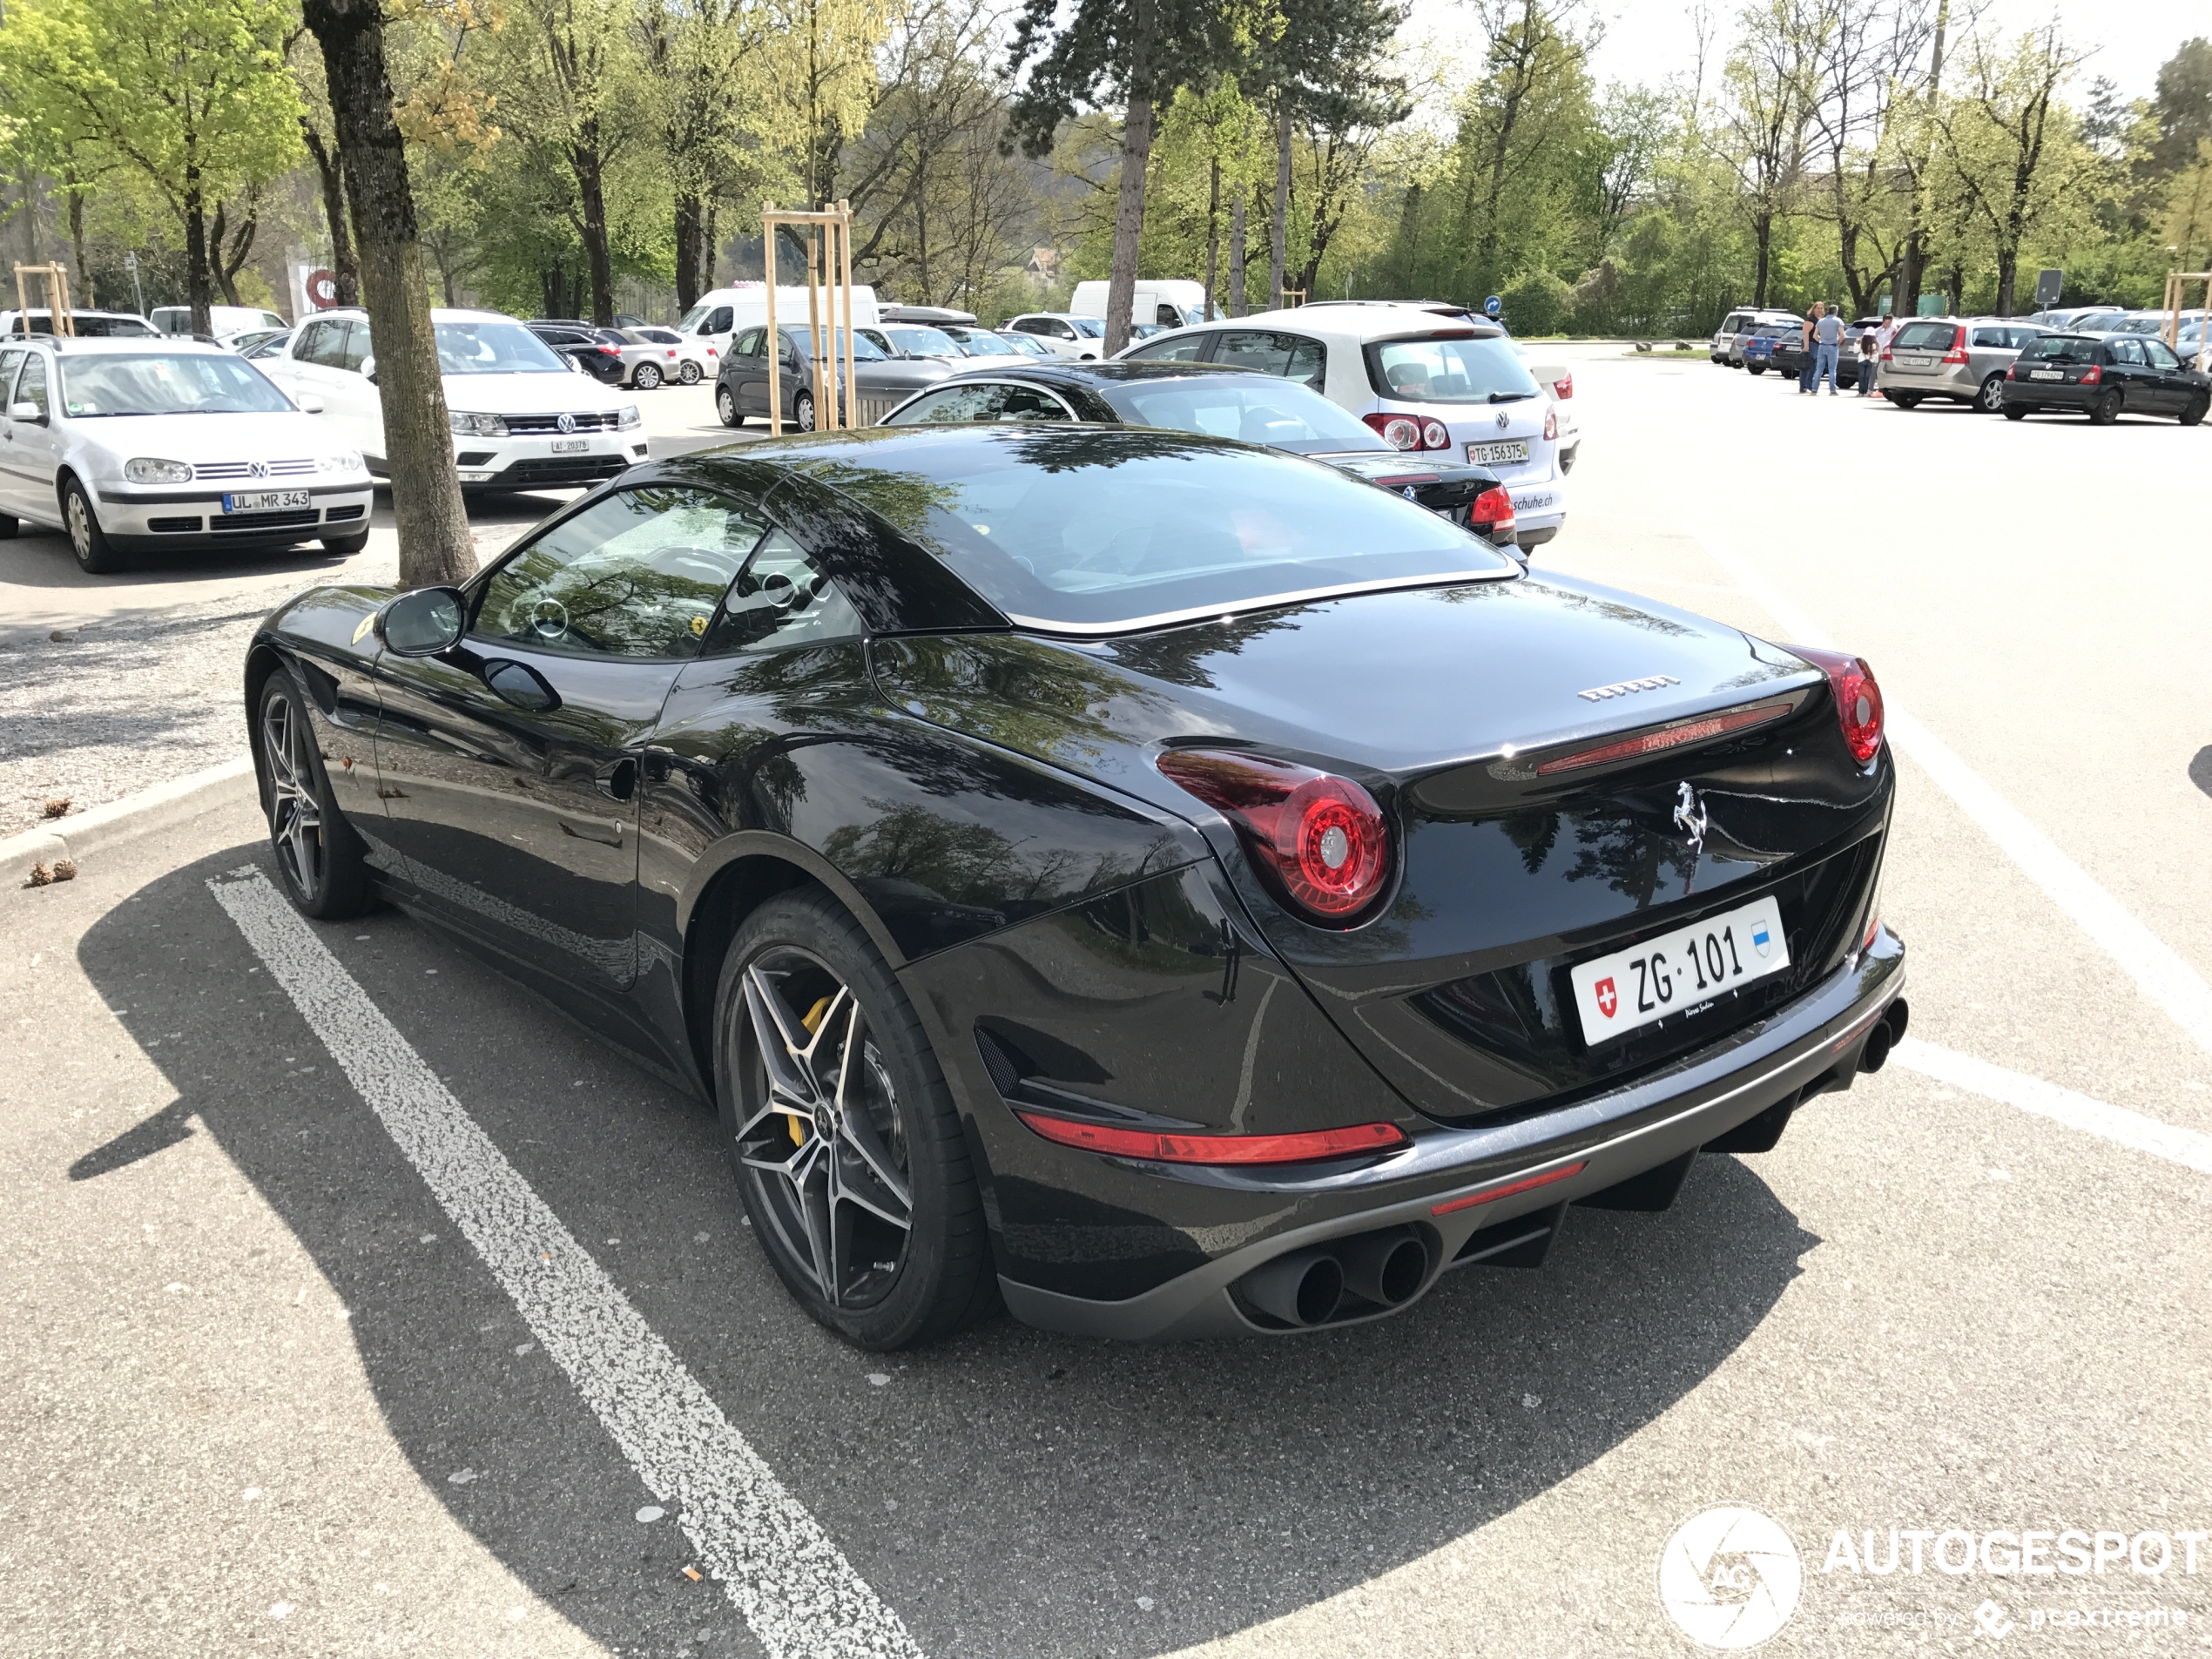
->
[1103,0,1157,360]
[302,125,361,307]
[1204,158,1220,320]
[1228,187,1246,318]
[675,194,704,311]
[65,178,91,307]
[212,203,240,306]
[574,124,615,326]
[1995,250,2016,316]
[703,201,718,289]
[1751,212,1772,308]
[1269,103,1291,309]
[302,0,472,589]
[184,178,214,336]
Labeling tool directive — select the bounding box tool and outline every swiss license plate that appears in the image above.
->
[222,490,310,513]
[1569,895,1791,1046]
[550,438,588,454]
[2029,369,2064,381]
[1898,356,1930,368]
[1465,439,1528,466]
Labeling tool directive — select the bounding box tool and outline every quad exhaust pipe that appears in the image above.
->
[1238,1226,1432,1328]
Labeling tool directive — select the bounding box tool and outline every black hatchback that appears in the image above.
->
[2002,332,2210,425]
[528,320,630,385]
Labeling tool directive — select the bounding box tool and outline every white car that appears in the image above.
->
[615,326,712,388]
[2,307,159,341]
[0,334,373,574]
[1518,348,1580,472]
[1002,313,1109,360]
[1120,304,1568,549]
[151,304,292,347]
[258,307,645,492]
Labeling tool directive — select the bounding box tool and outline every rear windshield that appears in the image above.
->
[946,328,1017,355]
[1892,321,1958,351]
[796,427,1513,632]
[2020,335,2099,363]
[883,326,961,356]
[1366,335,1538,404]
[1096,375,1382,455]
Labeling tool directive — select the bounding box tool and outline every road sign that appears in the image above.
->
[123,252,137,272]
[307,269,338,308]
[1483,294,1502,318]
[2033,268,2064,307]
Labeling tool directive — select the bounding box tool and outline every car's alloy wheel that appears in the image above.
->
[2088,389,2121,425]
[635,361,663,390]
[794,389,816,431]
[716,384,739,427]
[678,360,702,384]
[63,479,121,574]
[1977,374,2006,412]
[258,670,374,918]
[715,892,990,1349]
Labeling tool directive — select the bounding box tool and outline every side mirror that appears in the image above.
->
[295,394,326,415]
[482,659,560,712]
[359,354,377,383]
[8,401,42,424]
[377,587,465,656]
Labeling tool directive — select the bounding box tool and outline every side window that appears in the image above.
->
[293,320,330,364]
[336,320,371,372]
[2142,340,2181,370]
[1047,320,1076,339]
[884,385,1000,424]
[1125,333,1211,362]
[731,327,764,359]
[705,307,733,334]
[988,384,1070,421]
[1213,329,1320,382]
[1011,318,1042,334]
[16,353,50,418]
[0,347,24,403]
[475,487,770,661]
[2107,338,2143,367]
[711,529,862,655]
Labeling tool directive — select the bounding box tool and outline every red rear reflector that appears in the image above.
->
[1016,1112,1406,1165]
[1534,700,1791,775]
[1431,1160,1586,1216]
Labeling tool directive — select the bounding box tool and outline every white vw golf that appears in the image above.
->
[0,334,374,574]
[259,307,646,492]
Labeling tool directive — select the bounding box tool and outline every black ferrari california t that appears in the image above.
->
[246,424,1906,1349]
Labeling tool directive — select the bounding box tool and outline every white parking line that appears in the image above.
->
[1892,1037,2212,1176]
[207,867,921,1659]
[1696,529,2212,1059]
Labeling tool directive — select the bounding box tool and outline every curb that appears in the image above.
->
[4,757,257,889]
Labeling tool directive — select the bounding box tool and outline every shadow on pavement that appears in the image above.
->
[76,838,1815,1659]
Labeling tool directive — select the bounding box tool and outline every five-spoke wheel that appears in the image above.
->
[257,669,374,918]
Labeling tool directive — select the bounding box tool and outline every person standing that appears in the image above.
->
[1799,305,1821,395]
[1814,304,1844,395]
[1856,327,1878,395]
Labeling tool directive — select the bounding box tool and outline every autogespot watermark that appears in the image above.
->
[1659,1514,2208,1649]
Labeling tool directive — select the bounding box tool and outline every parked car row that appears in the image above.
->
[1716,302,2211,427]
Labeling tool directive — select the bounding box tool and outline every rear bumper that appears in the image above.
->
[1877,366,1978,400]
[999,927,1905,1339]
[2000,381,2092,409]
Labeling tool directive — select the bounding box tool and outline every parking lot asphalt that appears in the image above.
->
[3,352,2209,1658]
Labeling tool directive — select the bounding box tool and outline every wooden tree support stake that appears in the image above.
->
[761,202,858,436]
[12,264,74,336]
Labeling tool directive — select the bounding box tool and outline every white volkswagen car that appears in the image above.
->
[259,307,644,492]
[0,335,373,574]
[1119,304,1568,549]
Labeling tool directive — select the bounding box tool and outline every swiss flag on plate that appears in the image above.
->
[1595,978,1618,1019]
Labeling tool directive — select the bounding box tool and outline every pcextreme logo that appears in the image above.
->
[1658,1505,1804,1650]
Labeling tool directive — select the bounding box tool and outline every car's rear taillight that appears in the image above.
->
[1552,374,1573,399]
[1942,327,1968,365]
[1364,412,1421,450]
[1157,749,1391,923]
[1786,644,1884,765]
[1542,407,1558,441]
[2079,364,2102,384]
[2006,363,2018,379]
[1420,418,1449,450]
[1880,348,1892,362]
[1467,483,1515,539]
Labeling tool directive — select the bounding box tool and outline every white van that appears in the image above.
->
[1069,280,1213,330]
[151,303,289,343]
[675,284,882,361]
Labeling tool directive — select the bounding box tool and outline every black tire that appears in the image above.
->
[2003,404,2029,421]
[62,476,123,573]
[321,530,371,556]
[793,389,816,431]
[634,361,663,390]
[678,360,702,385]
[1976,374,2006,413]
[713,890,992,1350]
[716,384,740,428]
[2087,389,2121,426]
[1888,392,1922,410]
[257,667,375,919]
[1747,364,1766,375]
[0,511,17,537]
[2181,394,2208,428]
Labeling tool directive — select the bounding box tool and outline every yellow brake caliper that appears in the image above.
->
[788,995,833,1146]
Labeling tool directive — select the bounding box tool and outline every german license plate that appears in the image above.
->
[551,438,588,454]
[2030,369,2064,381]
[1465,439,1528,465]
[222,490,310,513]
[1570,895,1790,1046]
